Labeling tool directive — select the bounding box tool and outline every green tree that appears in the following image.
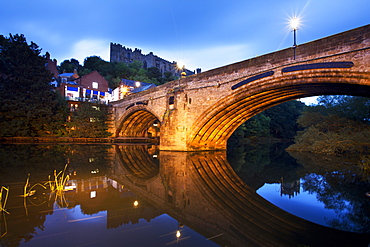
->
[264,100,305,138]
[317,95,370,124]
[244,114,271,137]
[113,62,130,78]
[67,102,111,137]
[164,71,176,83]
[83,56,109,72]
[0,34,68,137]
[228,100,304,146]
[58,58,82,74]
[287,97,370,154]
[147,67,163,84]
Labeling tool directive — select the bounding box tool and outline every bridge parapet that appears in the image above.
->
[112,25,370,151]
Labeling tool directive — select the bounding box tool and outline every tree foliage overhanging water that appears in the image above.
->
[286,96,370,155]
[229,95,370,156]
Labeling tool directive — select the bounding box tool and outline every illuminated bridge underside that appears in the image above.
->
[189,72,370,150]
[111,25,370,151]
[116,107,158,137]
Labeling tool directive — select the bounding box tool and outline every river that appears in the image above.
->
[0,143,369,247]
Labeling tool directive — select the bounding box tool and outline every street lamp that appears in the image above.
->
[176,62,186,86]
[290,17,300,60]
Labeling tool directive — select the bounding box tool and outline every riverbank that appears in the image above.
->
[0,136,159,144]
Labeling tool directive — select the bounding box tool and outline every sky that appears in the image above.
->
[2,1,368,105]
[1,0,368,72]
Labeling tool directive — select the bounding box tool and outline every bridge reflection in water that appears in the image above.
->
[111,145,370,247]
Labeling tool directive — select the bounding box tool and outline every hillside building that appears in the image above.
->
[110,43,199,77]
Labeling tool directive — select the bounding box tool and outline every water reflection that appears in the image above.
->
[228,142,370,233]
[0,144,369,247]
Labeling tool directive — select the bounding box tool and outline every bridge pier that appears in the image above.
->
[155,89,228,151]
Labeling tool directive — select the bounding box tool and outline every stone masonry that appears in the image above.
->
[111,25,370,151]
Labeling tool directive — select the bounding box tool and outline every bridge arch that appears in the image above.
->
[188,69,370,150]
[115,105,161,138]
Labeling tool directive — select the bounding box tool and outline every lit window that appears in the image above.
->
[92,82,98,89]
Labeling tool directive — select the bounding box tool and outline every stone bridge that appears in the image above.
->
[111,25,370,151]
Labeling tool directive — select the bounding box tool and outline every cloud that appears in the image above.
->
[67,39,110,64]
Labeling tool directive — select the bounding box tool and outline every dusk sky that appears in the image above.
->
[1,0,369,72]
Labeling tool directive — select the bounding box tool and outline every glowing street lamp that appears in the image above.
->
[120,85,129,98]
[176,62,186,78]
[176,61,185,71]
[290,17,300,60]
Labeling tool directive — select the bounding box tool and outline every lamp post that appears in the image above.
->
[290,17,300,60]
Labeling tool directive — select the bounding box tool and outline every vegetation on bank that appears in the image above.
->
[228,100,305,146]
[0,34,69,137]
[65,102,111,138]
[228,95,370,156]
[0,34,110,138]
[287,95,370,154]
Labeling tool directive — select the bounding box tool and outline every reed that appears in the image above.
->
[48,164,70,208]
[22,174,47,198]
[0,186,9,215]
[0,212,7,238]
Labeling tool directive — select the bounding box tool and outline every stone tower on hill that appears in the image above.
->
[110,43,197,77]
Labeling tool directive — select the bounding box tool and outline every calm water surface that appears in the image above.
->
[0,144,369,247]
[227,142,370,234]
